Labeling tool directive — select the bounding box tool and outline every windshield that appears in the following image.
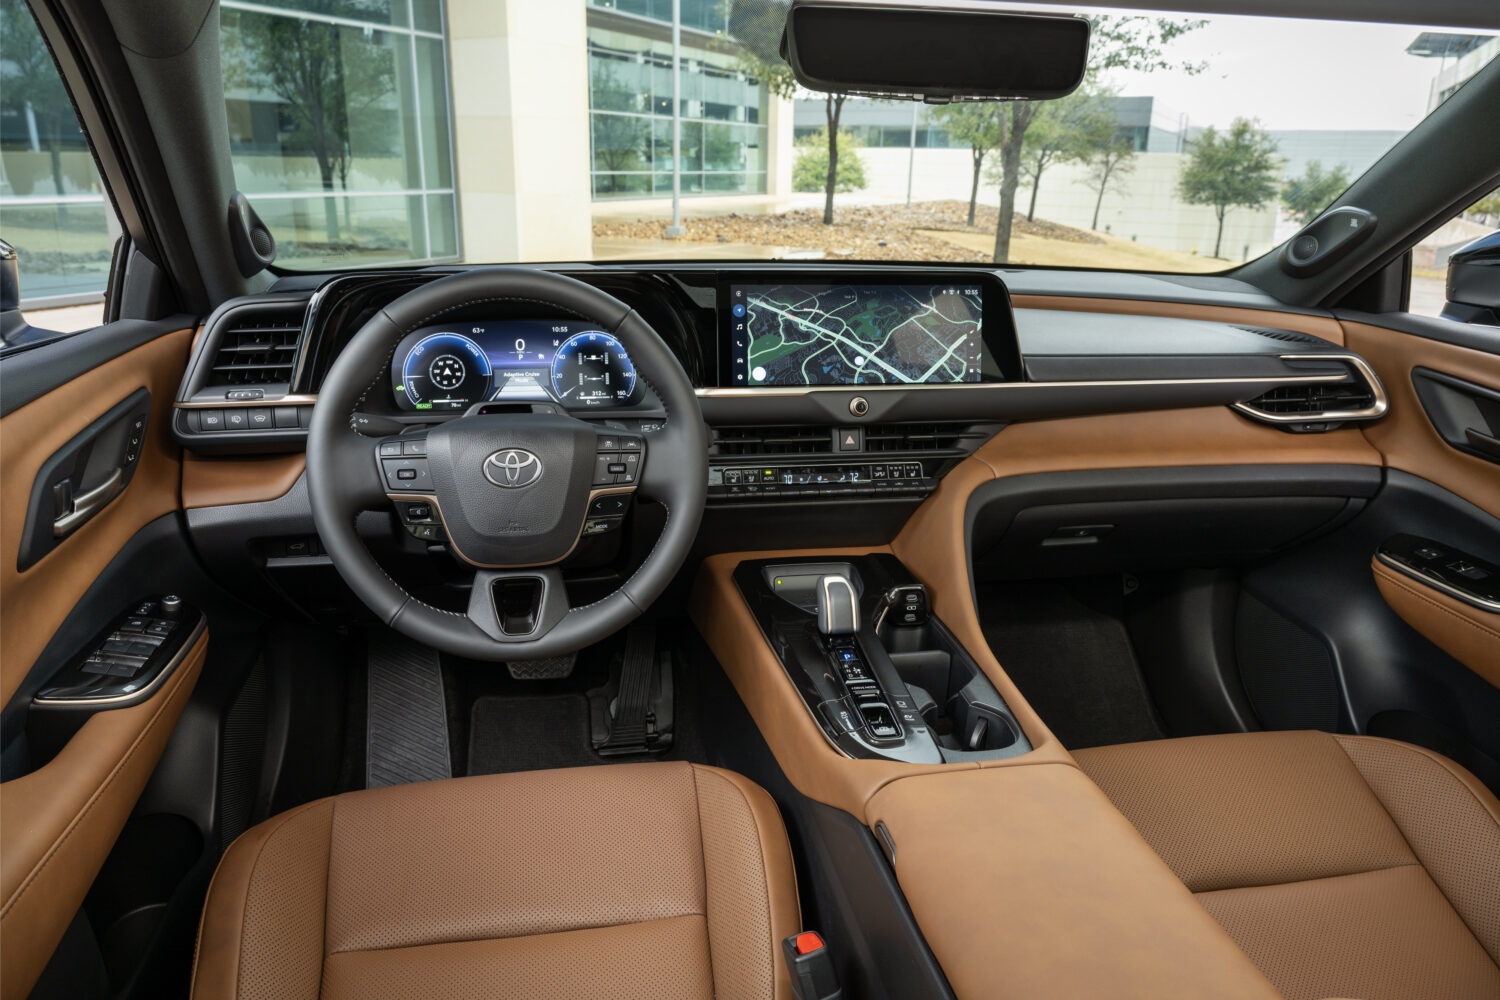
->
[208,1,1498,275]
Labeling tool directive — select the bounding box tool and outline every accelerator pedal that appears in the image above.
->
[591,621,673,756]
[365,631,452,787]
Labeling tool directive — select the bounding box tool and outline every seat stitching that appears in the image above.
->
[690,765,721,1000]
[719,767,779,999]
[223,801,325,999]
[1335,734,1500,967]
[322,913,710,957]
[1191,860,1423,896]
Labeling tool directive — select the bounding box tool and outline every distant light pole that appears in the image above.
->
[905,103,919,208]
[666,0,685,237]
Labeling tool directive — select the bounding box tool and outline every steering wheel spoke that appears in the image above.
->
[466,567,570,643]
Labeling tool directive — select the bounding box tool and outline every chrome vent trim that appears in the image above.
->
[1232,354,1388,424]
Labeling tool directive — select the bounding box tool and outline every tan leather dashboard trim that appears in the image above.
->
[865,764,1282,1000]
[1,628,208,999]
[1,329,193,707]
[1011,293,1347,346]
[181,452,306,509]
[1373,556,1500,690]
[1343,320,1500,521]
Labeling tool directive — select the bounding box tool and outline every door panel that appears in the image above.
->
[0,325,197,997]
[1,328,193,705]
[1344,320,1500,521]
[1372,555,1500,687]
[0,631,207,999]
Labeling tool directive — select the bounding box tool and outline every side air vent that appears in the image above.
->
[206,304,306,387]
[864,422,971,452]
[711,425,834,456]
[1234,355,1387,428]
[1235,325,1323,345]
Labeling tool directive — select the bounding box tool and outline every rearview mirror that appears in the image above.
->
[781,1,1091,102]
[1442,232,1500,327]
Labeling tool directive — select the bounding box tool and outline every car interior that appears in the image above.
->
[2,0,1499,999]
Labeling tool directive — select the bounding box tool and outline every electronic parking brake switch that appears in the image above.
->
[817,574,904,744]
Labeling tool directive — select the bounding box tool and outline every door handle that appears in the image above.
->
[52,467,123,537]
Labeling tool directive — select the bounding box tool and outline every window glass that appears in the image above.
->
[1409,186,1499,319]
[221,2,1498,272]
[0,0,118,326]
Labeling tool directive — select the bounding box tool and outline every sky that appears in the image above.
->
[985,3,1498,133]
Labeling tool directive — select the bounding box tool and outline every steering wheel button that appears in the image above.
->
[397,468,417,480]
[379,441,403,456]
[597,435,620,451]
[593,454,618,486]
[402,438,428,456]
[620,436,643,451]
[589,495,629,517]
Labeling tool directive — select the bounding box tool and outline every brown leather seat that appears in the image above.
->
[1074,731,1500,1000]
[190,761,800,1000]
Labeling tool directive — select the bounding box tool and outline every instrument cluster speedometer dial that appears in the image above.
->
[549,331,637,407]
[400,332,492,411]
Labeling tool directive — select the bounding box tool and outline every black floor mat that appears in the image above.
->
[468,695,603,774]
[977,580,1165,749]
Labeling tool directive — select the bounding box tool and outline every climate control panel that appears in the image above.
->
[708,461,934,502]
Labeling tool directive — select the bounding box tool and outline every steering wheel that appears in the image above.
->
[306,268,708,660]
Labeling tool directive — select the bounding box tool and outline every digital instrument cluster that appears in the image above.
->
[390,319,639,411]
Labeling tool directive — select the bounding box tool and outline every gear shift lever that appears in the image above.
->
[817,575,859,637]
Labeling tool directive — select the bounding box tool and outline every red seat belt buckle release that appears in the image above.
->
[782,931,842,1000]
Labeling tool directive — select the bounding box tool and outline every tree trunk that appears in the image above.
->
[967,148,983,227]
[1027,157,1043,222]
[47,115,68,222]
[318,158,341,243]
[1091,178,1106,230]
[1213,207,1226,259]
[823,95,844,225]
[991,141,1025,260]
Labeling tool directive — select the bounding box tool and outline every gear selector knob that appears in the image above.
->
[817,575,859,636]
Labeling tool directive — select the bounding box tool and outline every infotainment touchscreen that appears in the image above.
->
[729,282,984,386]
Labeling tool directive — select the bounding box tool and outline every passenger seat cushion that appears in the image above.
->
[190,762,800,1000]
[1074,732,1500,1000]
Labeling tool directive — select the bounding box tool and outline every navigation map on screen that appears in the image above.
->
[730,283,984,386]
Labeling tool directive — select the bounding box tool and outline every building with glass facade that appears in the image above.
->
[1,0,788,305]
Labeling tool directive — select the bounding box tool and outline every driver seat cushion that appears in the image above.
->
[190,761,800,1000]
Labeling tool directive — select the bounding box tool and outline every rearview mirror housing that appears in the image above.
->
[781,1,1091,103]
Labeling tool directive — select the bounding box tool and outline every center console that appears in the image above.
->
[733,553,1030,764]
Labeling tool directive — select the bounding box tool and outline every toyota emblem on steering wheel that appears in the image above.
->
[483,448,543,488]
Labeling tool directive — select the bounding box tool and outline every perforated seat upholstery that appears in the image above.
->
[190,761,800,1000]
[1074,731,1500,1000]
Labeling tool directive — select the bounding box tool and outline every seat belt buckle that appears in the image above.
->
[782,931,843,1000]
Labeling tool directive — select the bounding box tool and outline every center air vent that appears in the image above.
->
[1234,356,1387,428]
[710,425,833,456]
[865,422,972,452]
[206,304,306,387]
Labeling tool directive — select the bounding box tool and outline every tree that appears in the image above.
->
[1178,118,1281,258]
[1018,86,1115,222]
[931,104,1007,226]
[731,0,851,224]
[0,0,81,213]
[793,129,866,193]
[237,2,394,243]
[989,14,1207,263]
[1282,160,1350,224]
[1082,132,1139,231]
[1463,189,1500,226]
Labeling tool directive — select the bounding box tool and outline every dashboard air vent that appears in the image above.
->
[711,425,833,456]
[1235,356,1386,427]
[206,304,305,386]
[864,422,970,452]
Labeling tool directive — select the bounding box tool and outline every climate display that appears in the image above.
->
[391,320,638,411]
